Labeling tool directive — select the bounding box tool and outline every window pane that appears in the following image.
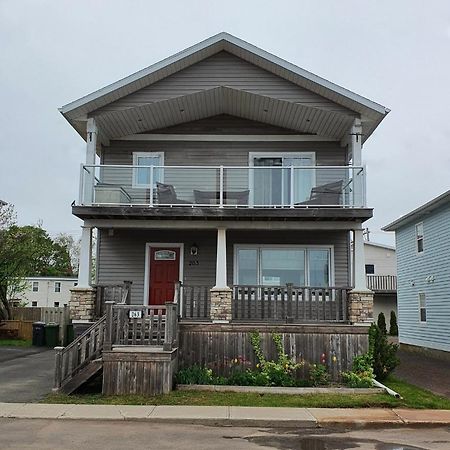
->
[417,237,424,253]
[136,155,161,185]
[416,223,423,238]
[237,249,258,285]
[365,264,375,275]
[309,249,330,287]
[420,308,427,322]
[261,249,305,286]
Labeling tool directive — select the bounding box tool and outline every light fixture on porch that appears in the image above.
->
[190,243,198,256]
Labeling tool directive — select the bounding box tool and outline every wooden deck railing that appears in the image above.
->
[179,284,211,320]
[104,302,179,350]
[54,315,106,391]
[366,275,397,292]
[232,284,349,323]
[95,281,132,318]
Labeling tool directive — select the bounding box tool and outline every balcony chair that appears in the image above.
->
[193,189,249,205]
[296,180,344,206]
[156,182,190,205]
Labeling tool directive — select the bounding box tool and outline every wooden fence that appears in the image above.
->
[0,320,34,340]
[9,306,70,344]
[180,284,210,320]
[232,284,349,323]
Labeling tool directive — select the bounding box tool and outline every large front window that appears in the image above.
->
[236,246,331,287]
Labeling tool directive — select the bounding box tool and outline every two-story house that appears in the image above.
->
[56,33,390,394]
[384,190,450,354]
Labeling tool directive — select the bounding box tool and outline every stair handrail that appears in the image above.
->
[54,314,106,391]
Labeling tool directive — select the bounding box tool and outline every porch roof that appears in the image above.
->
[60,33,389,145]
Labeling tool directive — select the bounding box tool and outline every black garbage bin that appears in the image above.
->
[32,322,46,346]
[45,323,60,347]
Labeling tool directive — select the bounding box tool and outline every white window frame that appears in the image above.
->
[132,152,164,188]
[233,244,334,287]
[415,222,424,254]
[54,281,61,293]
[419,292,427,323]
[248,152,316,206]
[32,281,39,292]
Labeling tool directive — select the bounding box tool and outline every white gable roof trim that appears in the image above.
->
[60,32,390,122]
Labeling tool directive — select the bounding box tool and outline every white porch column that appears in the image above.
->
[214,228,228,289]
[77,225,93,288]
[352,228,368,292]
[348,118,365,207]
[84,118,98,204]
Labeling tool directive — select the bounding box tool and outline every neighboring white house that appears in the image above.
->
[15,277,78,307]
[384,190,450,353]
[364,241,397,322]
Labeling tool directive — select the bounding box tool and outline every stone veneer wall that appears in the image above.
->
[69,288,96,322]
[347,291,374,324]
[210,288,232,322]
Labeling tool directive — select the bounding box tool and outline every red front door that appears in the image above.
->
[149,247,180,305]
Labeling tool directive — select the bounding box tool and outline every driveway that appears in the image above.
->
[0,347,55,402]
[395,347,450,398]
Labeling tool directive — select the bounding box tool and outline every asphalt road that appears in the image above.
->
[0,420,449,449]
[0,347,55,402]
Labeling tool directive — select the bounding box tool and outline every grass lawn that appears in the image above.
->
[43,376,450,409]
[0,339,32,347]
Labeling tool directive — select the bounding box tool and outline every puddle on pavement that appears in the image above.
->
[223,432,427,450]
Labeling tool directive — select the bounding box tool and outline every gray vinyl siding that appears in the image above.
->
[93,52,352,117]
[395,203,450,352]
[97,229,350,305]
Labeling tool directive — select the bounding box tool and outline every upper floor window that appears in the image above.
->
[415,222,424,253]
[365,264,375,275]
[133,152,164,187]
[31,301,38,307]
[54,301,60,308]
[419,292,427,322]
[32,281,39,292]
[54,282,61,293]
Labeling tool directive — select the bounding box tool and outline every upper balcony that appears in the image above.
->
[74,163,370,222]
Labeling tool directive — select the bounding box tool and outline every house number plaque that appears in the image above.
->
[129,310,143,319]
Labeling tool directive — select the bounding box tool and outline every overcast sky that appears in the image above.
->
[1,0,449,244]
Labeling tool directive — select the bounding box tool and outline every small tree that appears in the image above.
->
[389,310,398,336]
[377,312,387,335]
[369,323,399,381]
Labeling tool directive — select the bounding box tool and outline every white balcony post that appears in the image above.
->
[352,228,368,292]
[78,225,93,288]
[214,228,228,289]
[219,166,224,208]
[290,165,295,208]
[85,118,98,205]
[349,118,364,207]
[149,165,154,207]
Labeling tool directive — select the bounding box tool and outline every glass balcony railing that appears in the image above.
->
[79,164,366,208]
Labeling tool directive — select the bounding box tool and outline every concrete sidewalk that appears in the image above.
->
[1,403,450,427]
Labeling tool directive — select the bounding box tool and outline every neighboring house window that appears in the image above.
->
[31,301,38,307]
[365,264,375,275]
[54,302,60,307]
[32,281,39,292]
[235,246,331,287]
[73,282,78,286]
[419,293,427,322]
[250,152,315,205]
[54,282,61,293]
[133,152,164,187]
[416,222,424,253]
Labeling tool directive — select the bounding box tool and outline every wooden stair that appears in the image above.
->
[54,316,106,394]
[60,358,103,394]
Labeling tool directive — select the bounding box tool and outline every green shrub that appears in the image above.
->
[377,312,387,335]
[342,353,374,388]
[309,364,331,386]
[389,310,398,336]
[175,365,216,385]
[250,331,304,387]
[369,323,399,381]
